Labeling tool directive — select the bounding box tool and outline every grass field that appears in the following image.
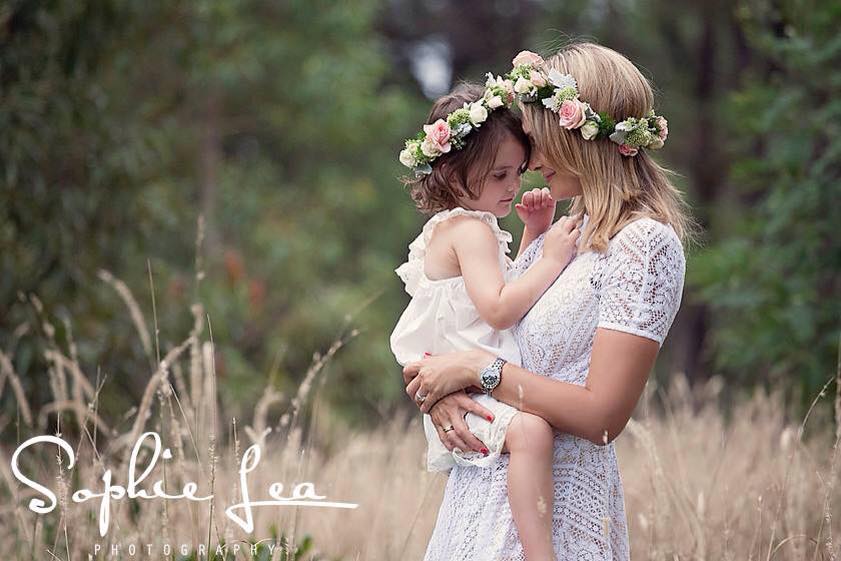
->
[1,278,839,560]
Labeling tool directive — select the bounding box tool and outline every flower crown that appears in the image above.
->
[398,75,516,176]
[506,50,668,156]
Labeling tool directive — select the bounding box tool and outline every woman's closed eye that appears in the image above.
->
[493,172,508,180]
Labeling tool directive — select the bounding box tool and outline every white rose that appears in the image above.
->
[514,77,534,94]
[468,102,488,125]
[648,137,664,150]
[486,95,503,109]
[420,137,440,158]
[580,121,599,140]
[399,148,417,167]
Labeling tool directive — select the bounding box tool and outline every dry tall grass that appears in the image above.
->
[0,271,839,560]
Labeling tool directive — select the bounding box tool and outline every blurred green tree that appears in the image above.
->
[2,0,838,432]
[0,0,423,425]
[692,0,841,400]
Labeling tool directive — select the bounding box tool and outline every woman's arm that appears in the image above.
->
[404,328,658,446]
[499,220,685,444]
[493,329,658,444]
[408,220,685,446]
[454,215,579,331]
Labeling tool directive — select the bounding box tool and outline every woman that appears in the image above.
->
[402,42,691,560]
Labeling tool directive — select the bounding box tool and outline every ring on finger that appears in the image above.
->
[442,425,454,433]
[414,390,427,403]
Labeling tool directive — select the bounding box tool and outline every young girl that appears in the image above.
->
[390,81,581,561]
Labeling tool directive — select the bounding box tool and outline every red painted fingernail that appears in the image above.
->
[423,352,432,357]
[486,415,494,422]
[481,448,489,455]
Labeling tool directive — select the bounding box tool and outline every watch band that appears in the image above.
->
[480,357,507,395]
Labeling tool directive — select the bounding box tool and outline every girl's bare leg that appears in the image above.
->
[503,412,556,561]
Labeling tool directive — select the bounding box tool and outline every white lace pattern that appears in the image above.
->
[422,217,686,561]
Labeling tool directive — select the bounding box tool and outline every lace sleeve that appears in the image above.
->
[596,218,686,346]
[511,233,546,276]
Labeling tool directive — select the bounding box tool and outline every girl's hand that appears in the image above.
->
[428,391,493,454]
[515,187,556,235]
[542,211,583,268]
[403,349,493,413]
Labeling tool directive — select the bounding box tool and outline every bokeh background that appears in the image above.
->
[2,0,839,461]
[2,1,841,559]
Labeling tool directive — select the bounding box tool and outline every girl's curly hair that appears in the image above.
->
[401,82,530,215]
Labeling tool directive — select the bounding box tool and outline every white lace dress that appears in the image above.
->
[422,216,686,561]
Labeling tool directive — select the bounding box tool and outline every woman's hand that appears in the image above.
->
[427,391,493,454]
[403,349,494,413]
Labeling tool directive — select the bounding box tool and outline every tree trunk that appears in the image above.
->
[667,1,722,384]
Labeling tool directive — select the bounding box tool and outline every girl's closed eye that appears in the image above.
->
[493,171,507,180]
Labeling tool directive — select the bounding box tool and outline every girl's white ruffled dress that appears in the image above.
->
[390,207,522,472]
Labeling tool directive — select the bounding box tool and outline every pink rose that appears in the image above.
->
[530,71,547,88]
[618,144,639,157]
[512,50,544,67]
[655,116,669,141]
[558,99,587,129]
[423,119,452,154]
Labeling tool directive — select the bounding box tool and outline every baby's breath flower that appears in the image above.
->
[447,108,471,129]
[625,126,653,147]
[556,86,578,102]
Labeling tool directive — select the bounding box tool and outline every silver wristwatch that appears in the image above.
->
[479,357,507,395]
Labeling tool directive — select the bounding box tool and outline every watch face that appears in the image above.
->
[481,369,499,388]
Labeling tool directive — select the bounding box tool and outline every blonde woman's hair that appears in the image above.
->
[521,42,695,252]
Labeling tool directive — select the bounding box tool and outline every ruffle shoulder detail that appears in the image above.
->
[395,207,513,296]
